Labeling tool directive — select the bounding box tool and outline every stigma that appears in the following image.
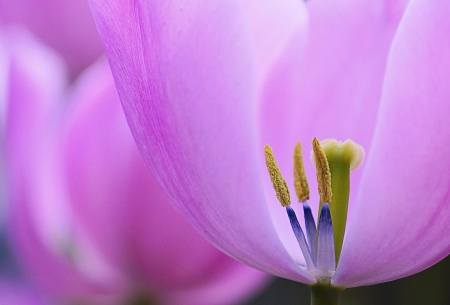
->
[264,138,364,282]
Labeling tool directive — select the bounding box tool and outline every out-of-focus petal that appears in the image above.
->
[162,261,268,305]
[0,34,8,128]
[334,0,450,287]
[3,28,123,303]
[89,0,313,282]
[0,0,103,76]
[62,58,268,303]
[0,279,43,305]
[62,58,129,277]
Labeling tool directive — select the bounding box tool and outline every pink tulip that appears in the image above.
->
[88,0,450,298]
[3,27,267,304]
[0,0,103,77]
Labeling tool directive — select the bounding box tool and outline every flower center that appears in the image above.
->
[264,138,364,281]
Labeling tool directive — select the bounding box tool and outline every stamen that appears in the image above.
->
[303,202,317,265]
[286,206,315,270]
[264,145,291,207]
[312,138,332,203]
[293,142,310,202]
[316,203,335,276]
[263,138,364,280]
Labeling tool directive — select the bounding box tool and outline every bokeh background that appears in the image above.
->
[243,257,450,304]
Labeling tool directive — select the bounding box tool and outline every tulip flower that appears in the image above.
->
[2,27,267,304]
[0,0,103,77]
[89,0,450,303]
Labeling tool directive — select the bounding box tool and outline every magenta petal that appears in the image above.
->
[0,0,103,76]
[240,0,308,91]
[11,189,123,303]
[90,0,313,282]
[3,26,67,196]
[334,0,450,286]
[62,58,130,275]
[257,0,406,256]
[161,263,268,305]
[0,279,43,305]
[3,28,123,302]
[63,58,269,303]
[239,0,309,266]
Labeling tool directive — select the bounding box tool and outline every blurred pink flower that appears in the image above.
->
[2,27,267,304]
[0,279,44,305]
[0,0,103,77]
[89,0,450,289]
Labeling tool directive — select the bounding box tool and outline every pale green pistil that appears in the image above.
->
[314,139,365,263]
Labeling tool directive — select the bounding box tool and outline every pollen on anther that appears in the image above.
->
[293,142,310,202]
[312,138,332,203]
[264,145,291,207]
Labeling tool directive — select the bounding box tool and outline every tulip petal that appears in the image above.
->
[63,58,269,303]
[62,58,130,275]
[0,279,43,305]
[3,28,123,302]
[257,0,407,264]
[334,0,450,286]
[240,0,308,91]
[160,260,269,305]
[0,0,103,76]
[89,0,314,282]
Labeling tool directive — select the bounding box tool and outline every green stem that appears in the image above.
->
[310,283,344,305]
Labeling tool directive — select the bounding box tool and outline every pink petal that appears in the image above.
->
[3,26,67,201]
[334,0,450,286]
[0,0,103,76]
[62,58,129,276]
[161,263,268,305]
[89,0,313,282]
[0,279,44,305]
[240,0,308,91]
[3,28,123,303]
[258,0,407,258]
[63,58,269,303]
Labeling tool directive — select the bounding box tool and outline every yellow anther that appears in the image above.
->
[293,142,310,202]
[312,138,332,203]
[264,145,291,207]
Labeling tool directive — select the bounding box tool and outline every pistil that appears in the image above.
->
[311,139,364,262]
